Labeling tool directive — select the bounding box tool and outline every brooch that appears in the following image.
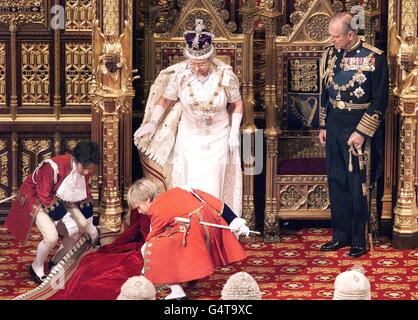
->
[354,87,365,99]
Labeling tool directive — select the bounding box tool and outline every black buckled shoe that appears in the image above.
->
[320,240,349,251]
[48,260,56,271]
[348,246,366,258]
[28,265,47,284]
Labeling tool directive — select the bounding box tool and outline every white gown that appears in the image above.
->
[163,62,242,214]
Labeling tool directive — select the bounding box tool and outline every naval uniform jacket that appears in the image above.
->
[320,39,389,137]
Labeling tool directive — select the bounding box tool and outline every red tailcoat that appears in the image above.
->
[5,154,92,244]
[143,188,247,285]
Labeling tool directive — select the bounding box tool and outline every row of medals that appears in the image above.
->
[332,51,375,109]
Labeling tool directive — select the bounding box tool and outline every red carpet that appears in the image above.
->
[1,224,417,300]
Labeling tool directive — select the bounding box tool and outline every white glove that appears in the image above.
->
[61,212,79,239]
[228,133,240,151]
[229,218,250,237]
[228,113,242,151]
[85,217,99,244]
[133,104,165,140]
[133,122,157,140]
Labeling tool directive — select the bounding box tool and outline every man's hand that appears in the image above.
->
[318,129,327,145]
[347,132,365,148]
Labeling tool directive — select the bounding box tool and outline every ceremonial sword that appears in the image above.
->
[174,216,261,235]
[350,145,375,253]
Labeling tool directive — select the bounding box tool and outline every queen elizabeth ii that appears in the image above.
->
[134,19,243,216]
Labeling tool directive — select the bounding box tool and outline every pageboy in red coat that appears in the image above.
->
[5,140,100,283]
[127,178,249,300]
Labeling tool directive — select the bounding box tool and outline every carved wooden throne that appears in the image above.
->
[264,0,335,241]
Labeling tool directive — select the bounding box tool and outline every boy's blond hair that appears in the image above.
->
[127,178,159,207]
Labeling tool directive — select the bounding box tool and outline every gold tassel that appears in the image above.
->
[324,56,337,87]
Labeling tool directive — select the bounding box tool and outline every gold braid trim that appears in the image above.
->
[356,113,381,137]
[320,47,335,88]
[362,42,384,55]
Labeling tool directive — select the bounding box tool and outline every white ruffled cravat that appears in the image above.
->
[56,160,87,202]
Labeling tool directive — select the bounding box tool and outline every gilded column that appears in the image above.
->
[97,100,125,232]
[54,0,61,120]
[393,97,418,248]
[392,0,418,249]
[92,95,133,237]
[239,1,259,234]
[261,2,281,242]
[9,21,17,121]
[91,13,135,241]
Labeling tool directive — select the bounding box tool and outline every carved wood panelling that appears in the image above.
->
[66,0,94,31]
[21,43,50,106]
[20,138,53,185]
[62,135,88,154]
[65,43,93,106]
[0,0,46,25]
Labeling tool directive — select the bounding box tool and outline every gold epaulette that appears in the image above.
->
[362,42,384,55]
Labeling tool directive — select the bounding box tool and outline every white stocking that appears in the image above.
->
[32,241,52,278]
